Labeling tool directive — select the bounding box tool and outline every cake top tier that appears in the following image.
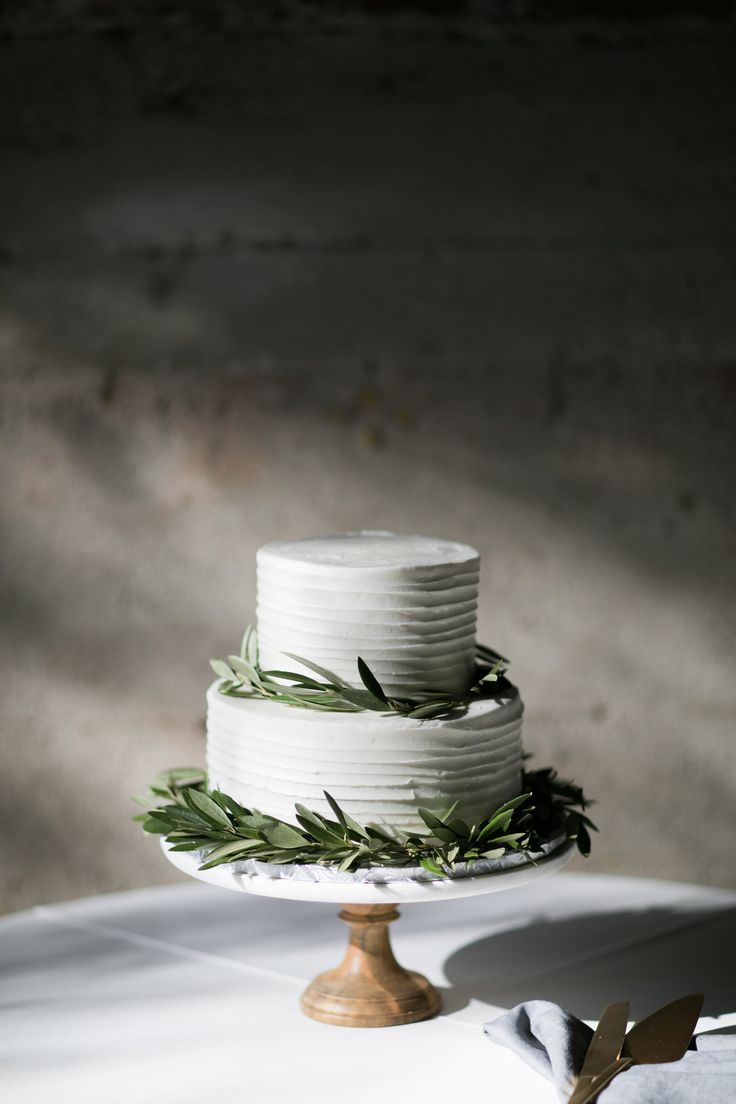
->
[258,531,479,577]
[256,532,480,697]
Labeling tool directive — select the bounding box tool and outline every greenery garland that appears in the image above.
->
[136,765,596,877]
[144,630,597,876]
[210,625,515,721]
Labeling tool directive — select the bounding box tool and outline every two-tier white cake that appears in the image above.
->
[206,532,523,835]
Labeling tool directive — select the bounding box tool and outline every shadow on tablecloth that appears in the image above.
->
[440,905,736,1020]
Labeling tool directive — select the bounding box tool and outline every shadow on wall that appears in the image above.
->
[1,8,735,911]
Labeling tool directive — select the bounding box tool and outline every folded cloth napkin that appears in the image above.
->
[484,1001,736,1103]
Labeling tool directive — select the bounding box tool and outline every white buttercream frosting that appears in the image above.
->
[256,531,480,697]
[206,683,523,835]
[205,531,524,835]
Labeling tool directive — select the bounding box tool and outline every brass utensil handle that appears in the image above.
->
[570,1056,633,1104]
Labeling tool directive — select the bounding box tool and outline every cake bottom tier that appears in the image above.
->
[206,681,524,835]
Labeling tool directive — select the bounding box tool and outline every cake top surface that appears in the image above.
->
[257,531,479,573]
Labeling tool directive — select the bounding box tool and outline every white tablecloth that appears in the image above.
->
[2,873,735,1103]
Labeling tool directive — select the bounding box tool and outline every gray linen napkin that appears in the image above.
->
[484,1000,736,1103]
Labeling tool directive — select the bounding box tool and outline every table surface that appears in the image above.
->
[2,872,735,1104]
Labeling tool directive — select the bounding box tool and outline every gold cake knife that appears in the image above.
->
[568,1001,629,1104]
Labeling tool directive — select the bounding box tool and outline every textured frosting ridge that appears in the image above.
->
[256,531,480,698]
[206,684,523,835]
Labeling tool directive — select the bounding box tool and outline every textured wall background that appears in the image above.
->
[1,4,735,913]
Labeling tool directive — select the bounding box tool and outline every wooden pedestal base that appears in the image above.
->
[300,904,441,1028]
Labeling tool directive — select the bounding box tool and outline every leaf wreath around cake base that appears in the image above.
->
[135,765,596,877]
[209,626,515,721]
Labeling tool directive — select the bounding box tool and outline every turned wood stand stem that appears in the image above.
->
[300,904,441,1028]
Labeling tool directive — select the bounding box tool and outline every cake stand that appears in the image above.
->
[163,839,574,1028]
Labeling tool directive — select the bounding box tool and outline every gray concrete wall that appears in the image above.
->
[1,8,735,913]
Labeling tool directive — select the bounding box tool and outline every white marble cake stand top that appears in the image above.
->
[162,837,576,904]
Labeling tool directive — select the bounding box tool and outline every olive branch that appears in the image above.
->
[210,626,514,721]
[135,765,596,876]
